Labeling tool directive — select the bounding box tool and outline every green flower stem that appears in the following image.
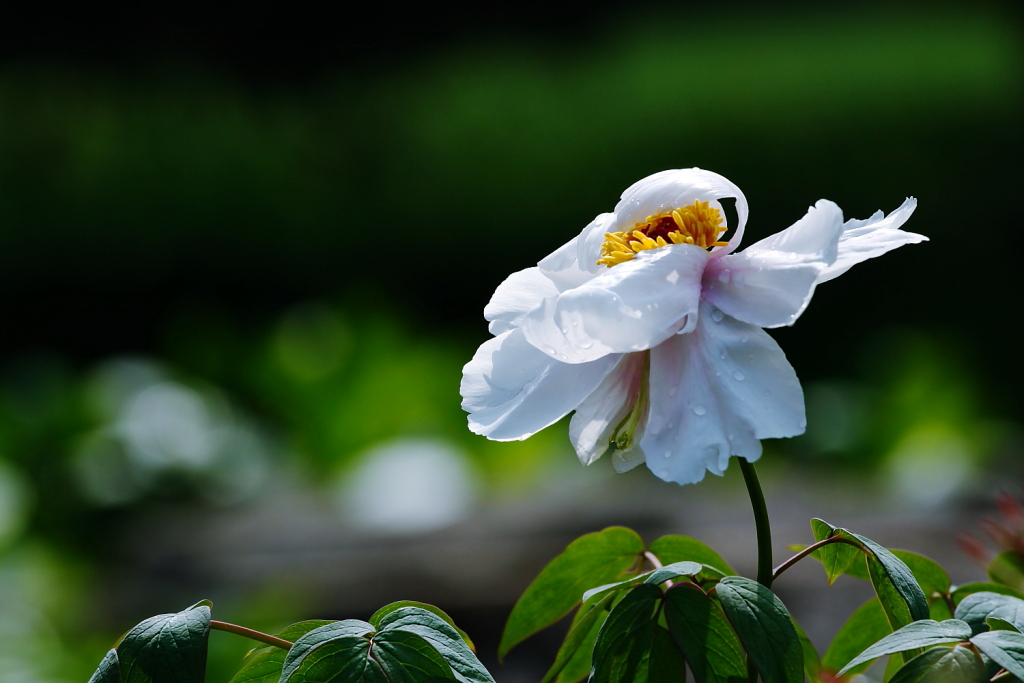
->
[210,620,294,650]
[738,458,774,589]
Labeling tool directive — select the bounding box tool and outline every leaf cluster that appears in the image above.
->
[86,600,491,683]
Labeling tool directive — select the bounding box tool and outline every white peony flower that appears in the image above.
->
[460,169,925,486]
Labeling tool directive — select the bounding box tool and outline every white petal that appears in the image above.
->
[521,244,709,363]
[484,267,560,335]
[536,234,600,291]
[640,302,805,486]
[461,328,620,441]
[612,168,749,257]
[701,200,845,328]
[568,352,647,465]
[817,197,925,284]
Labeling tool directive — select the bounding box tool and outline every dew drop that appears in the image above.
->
[710,309,724,322]
[663,451,672,459]
[560,354,568,361]
[732,371,745,381]
[667,421,675,430]
[572,320,579,327]
[788,252,798,260]
[692,404,707,416]
[580,340,593,349]
[717,269,731,283]
[740,336,748,343]
[560,327,569,334]
[727,432,734,441]
[668,385,678,397]
[718,351,727,360]
[546,346,556,354]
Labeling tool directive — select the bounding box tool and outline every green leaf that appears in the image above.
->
[594,622,684,683]
[284,629,455,683]
[715,576,802,683]
[952,582,1024,606]
[869,555,914,632]
[890,551,951,599]
[583,561,703,603]
[988,551,1024,591]
[648,535,735,575]
[550,598,609,683]
[592,584,662,671]
[376,607,493,683]
[591,584,672,683]
[499,527,644,659]
[664,583,746,683]
[821,598,892,676]
[887,645,988,683]
[370,602,475,652]
[854,534,930,622]
[87,649,120,683]
[970,629,1024,679]
[542,593,614,683]
[811,520,929,622]
[116,600,212,683]
[955,591,1024,636]
[836,619,972,675]
[986,617,1020,632]
[810,519,861,585]
[791,618,820,683]
[281,620,376,682]
[229,621,334,683]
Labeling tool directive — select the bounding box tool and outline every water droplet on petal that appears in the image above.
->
[560,354,568,361]
[710,309,724,323]
[663,450,672,459]
[788,252,798,260]
[572,320,578,326]
[717,269,731,283]
[692,404,707,416]
[580,340,593,349]
[560,327,569,334]
[732,371,745,381]
[727,432,734,441]
[740,336,748,343]
[719,351,727,360]
[668,385,678,397]
[667,421,675,430]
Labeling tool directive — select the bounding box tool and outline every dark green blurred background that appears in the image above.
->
[0,2,1021,681]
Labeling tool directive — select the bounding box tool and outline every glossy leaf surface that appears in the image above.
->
[664,583,746,683]
[116,600,212,683]
[955,591,1024,636]
[837,619,972,675]
[715,577,802,683]
[887,645,987,683]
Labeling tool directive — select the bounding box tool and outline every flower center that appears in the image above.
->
[596,200,728,267]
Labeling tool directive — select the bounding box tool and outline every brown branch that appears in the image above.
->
[210,621,294,650]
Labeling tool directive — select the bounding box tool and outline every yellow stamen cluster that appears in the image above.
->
[597,200,729,267]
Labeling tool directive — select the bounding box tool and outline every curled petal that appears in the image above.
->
[612,168,749,257]
[817,197,925,283]
[640,302,805,486]
[484,267,559,335]
[702,200,845,328]
[537,234,599,291]
[461,329,620,441]
[569,352,647,466]
[521,244,709,363]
